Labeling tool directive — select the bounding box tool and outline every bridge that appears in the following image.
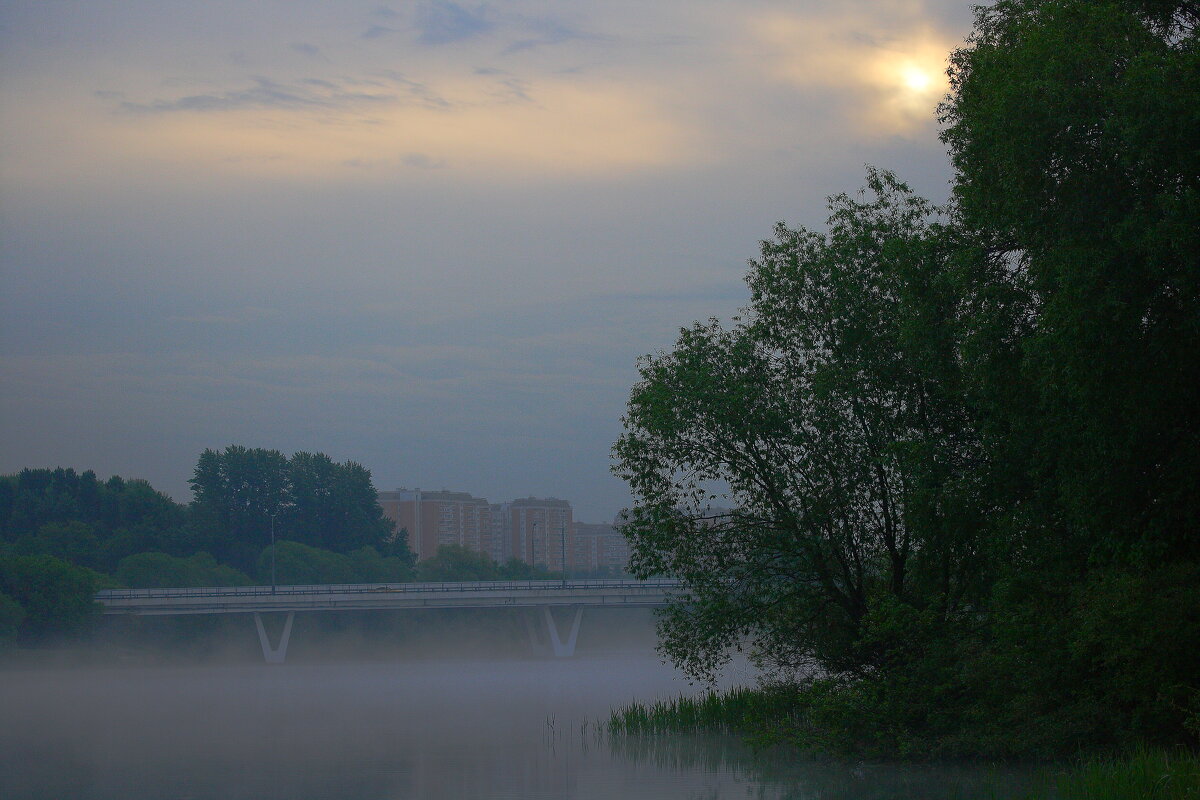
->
[97,579,681,663]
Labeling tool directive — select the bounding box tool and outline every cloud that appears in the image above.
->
[502,15,605,54]
[745,9,958,134]
[95,72,700,179]
[114,75,444,115]
[361,24,397,40]
[166,306,283,326]
[414,2,495,45]
[117,77,391,114]
[290,42,322,58]
[401,153,446,169]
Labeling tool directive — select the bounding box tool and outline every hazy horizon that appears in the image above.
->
[0,1,974,522]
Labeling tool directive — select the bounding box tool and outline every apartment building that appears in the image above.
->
[489,503,511,564]
[572,522,631,574]
[506,497,574,572]
[377,488,493,563]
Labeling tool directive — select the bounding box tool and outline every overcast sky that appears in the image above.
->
[1,0,975,522]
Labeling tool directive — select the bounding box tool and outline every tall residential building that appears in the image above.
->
[377,488,493,563]
[507,497,574,571]
[489,503,512,564]
[573,522,631,574]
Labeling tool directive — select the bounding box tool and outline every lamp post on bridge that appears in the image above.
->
[531,520,538,573]
[270,512,277,595]
[560,523,567,589]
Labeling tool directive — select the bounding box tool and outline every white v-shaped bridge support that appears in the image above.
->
[527,606,584,657]
[251,606,583,662]
[253,611,295,664]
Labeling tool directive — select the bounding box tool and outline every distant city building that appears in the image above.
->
[378,488,493,563]
[506,497,574,572]
[490,503,512,564]
[573,522,630,574]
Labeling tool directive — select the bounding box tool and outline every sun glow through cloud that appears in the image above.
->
[748,12,955,133]
[901,65,933,93]
[92,77,700,181]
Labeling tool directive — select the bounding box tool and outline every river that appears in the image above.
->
[0,652,1035,799]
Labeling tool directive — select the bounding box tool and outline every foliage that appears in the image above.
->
[347,545,416,583]
[0,591,24,644]
[414,545,558,582]
[613,0,1199,758]
[940,0,1200,567]
[608,686,801,737]
[255,540,414,585]
[0,468,189,572]
[286,451,396,553]
[115,552,252,589]
[416,544,501,582]
[259,540,358,585]
[1020,747,1200,800]
[188,446,402,571]
[614,171,982,683]
[495,557,558,581]
[189,446,290,569]
[0,553,99,640]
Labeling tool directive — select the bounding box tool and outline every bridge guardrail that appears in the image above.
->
[97,579,681,602]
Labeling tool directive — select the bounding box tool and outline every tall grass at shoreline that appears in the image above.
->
[608,685,799,737]
[1022,747,1200,799]
[608,689,1200,798]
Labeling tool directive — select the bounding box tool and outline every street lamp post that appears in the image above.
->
[270,512,277,595]
[560,523,567,589]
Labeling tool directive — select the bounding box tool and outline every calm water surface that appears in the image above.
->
[0,655,1033,799]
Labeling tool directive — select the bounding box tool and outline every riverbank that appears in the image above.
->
[1019,748,1200,800]
[609,690,1200,798]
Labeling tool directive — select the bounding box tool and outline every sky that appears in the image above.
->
[0,0,975,523]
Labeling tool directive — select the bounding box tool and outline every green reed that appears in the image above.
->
[1022,747,1200,800]
[607,685,799,737]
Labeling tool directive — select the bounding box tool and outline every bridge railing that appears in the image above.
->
[97,578,681,601]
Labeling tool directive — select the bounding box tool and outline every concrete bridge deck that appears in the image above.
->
[97,579,681,616]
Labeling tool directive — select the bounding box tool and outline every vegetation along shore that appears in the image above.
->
[609,0,1200,778]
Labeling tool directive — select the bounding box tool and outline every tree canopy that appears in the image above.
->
[615,0,1199,755]
[940,0,1200,567]
[615,171,984,681]
[188,446,401,571]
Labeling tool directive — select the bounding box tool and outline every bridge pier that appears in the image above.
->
[525,606,584,657]
[253,611,295,664]
[523,611,548,657]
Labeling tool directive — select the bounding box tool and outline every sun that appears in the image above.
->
[900,65,933,94]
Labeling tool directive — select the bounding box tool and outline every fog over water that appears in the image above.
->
[2,655,726,799]
[0,617,1035,799]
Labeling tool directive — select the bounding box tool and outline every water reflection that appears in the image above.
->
[607,734,1035,799]
[0,656,1032,799]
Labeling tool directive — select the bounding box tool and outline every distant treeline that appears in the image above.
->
[0,448,555,645]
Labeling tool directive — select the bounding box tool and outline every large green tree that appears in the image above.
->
[940,0,1200,566]
[933,0,1200,752]
[286,451,395,553]
[614,172,982,682]
[188,446,403,571]
[188,446,290,569]
[612,0,1199,754]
